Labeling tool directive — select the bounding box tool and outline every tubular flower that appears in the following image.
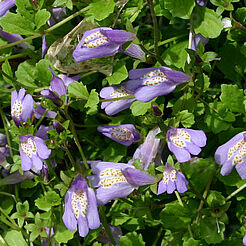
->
[88,162,157,205]
[191,34,209,51]
[167,127,207,163]
[125,67,191,102]
[19,135,51,172]
[72,27,143,62]
[11,88,34,126]
[100,85,135,116]
[128,127,163,170]
[157,163,188,195]
[243,234,246,246]
[97,124,141,146]
[215,132,246,180]
[0,0,15,17]
[62,175,100,237]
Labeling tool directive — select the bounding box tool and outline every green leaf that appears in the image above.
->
[35,191,61,211]
[102,142,127,162]
[106,62,129,85]
[35,9,51,30]
[177,110,195,128]
[15,0,35,21]
[193,6,223,38]
[0,13,35,35]
[119,232,145,246]
[36,59,52,86]
[86,0,116,21]
[85,89,99,115]
[199,217,225,244]
[162,0,195,19]
[2,60,14,87]
[68,81,89,99]
[3,231,27,246]
[130,100,152,116]
[162,40,188,69]
[207,191,226,207]
[220,84,245,113]
[54,223,76,243]
[15,61,38,88]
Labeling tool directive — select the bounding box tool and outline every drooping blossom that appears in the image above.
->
[34,103,57,120]
[97,124,141,146]
[120,43,145,60]
[167,127,207,163]
[98,225,122,245]
[41,70,79,107]
[157,163,188,195]
[128,127,163,170]
[214,132,246,180]
[62,174,100,237]
[0,170,34,185]
[0,0,15,17]
[100,84,135,115]
[88,161,157,205]
[73,27,144,62]
[36,125,53,140]
[11,88,34,126]
[19,135,51,171]
[191,34,209,51]
[125,67,191,102]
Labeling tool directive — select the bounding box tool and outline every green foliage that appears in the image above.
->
[35,9,51,30]
[105,62,129,85]
[68,81,89,99]
[3,230,27,246]
[130,100,152,116]
[35,191,61,211]
[119,232,145,245]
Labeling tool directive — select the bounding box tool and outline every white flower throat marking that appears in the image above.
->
[110,127,132,141]
[71,189,88,218]
[170,129,191,148]
[99,168,127,188]
[110,88,131,98]
[83,31,109,48]
[163,169,177,183]
[21,138,37,158]
[12,100,23,119]
[227,140,246,165]
[141,69,167,87]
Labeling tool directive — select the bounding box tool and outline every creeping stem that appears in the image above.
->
[226,182,246,201]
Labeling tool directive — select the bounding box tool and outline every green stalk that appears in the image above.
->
[226,182,246,201]
[34,109,48,133]
[100,95,135,102]
[99,206,117,246]
[0,6,90,51]
[0,52,29,62]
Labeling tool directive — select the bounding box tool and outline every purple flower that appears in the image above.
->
[47,7,66,26]
[125,67,191,102]
[128,127,163,170]
[98,225,122,245]
[120,43,145,60]
[88,162,157,205]
[0,134,10,166]
[62,174,100,237]
[157,163,188,195]
[73,27,141,62]
[243,234,246,246]
[0,0,15,17]
[214,132,246,180]
[36,125,53,140]
[19,135,51,172]
[100,85,135,116]
[97,124,141,146]
[0,170,34,185]
[167,127,207,163]
[34,103,57,120]
[191,34,209,51]
[11,88,34,126]
[196,0,207,6]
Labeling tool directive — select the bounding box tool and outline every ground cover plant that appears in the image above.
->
[0,0,246,245]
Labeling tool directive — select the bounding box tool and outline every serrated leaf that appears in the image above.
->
[0,13,35,35]
[119,232,145,246]
[35,191,61,211]
[35,9,51,30]
[86,0,116,21]
[220,84,244,113]
[85,89,99,115]
[193,6,223,38]
[54,223,76,243]
[163,0,195,19]
[177,110,195,128]
[130,100,152,116]
[68,81,89,99]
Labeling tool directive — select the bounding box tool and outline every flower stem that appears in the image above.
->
[147,0,165,66]
[175,191,193,238]
[187,15,193,64]
[0,52,29,62]
[100,95,135,102]
[0,6,90,51]
[195,167,216,223]
[226,182,246,201]
[34,109,48,133]
[99,206,117,245]
[0,104,13,157]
